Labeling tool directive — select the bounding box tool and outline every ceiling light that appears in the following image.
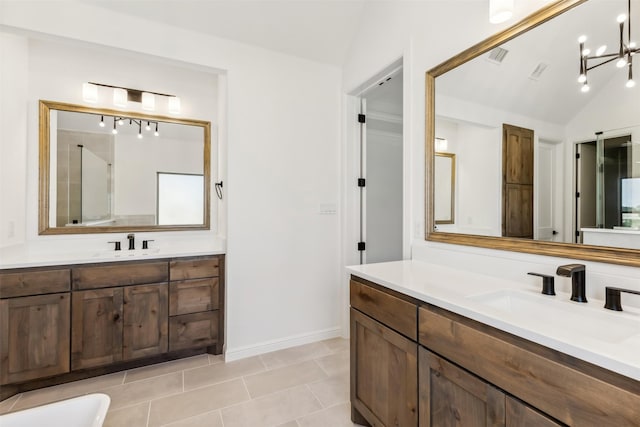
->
[99,115,105,127]
[627,63,636,88]
[141,92,155,111]
[145,121,151,131]
[435,137,448,152]
[118,119,124,126]
[112,119,118,135]
[576,1,638,91]
[489,0,513,24]
[154,123,159,136]
[168,97,181,114]
[82,83,98,103]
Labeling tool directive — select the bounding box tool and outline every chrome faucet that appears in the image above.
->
[556,264,587,302]
[127,234,135,250]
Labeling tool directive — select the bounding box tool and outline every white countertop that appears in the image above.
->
[347,260,640,381]
[0,241,225,269]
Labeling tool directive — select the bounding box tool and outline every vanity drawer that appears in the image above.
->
[169,278,219,315]
[170,257,220,281]
[72,261,168,290]
[418,305,640,427]
[350,278,418,340]
[0,268,70,298]
[169,311,218,351]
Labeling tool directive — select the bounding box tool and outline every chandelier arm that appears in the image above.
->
[586,56,621,72]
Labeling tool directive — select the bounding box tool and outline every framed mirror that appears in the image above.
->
[426,0,640,267]
[39,100,211,234]
[434,152,455,225]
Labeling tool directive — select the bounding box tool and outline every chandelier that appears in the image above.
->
[578,0,638,92]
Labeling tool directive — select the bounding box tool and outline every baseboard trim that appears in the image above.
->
[224,327,342,362]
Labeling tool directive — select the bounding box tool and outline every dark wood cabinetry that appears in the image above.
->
[0,293,70,384]
[350,275,639,427]
[0,254,224,399]
[350,308,418,427]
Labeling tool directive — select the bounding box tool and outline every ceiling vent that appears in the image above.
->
[529,62,548,81]
[487,47,509,64]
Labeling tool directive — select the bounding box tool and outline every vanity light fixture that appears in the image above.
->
[82,83,98,103]
[141,92,155,111]
[113,88,128,108]
[577,0,638,91]
[489,0,513,24]
[82,82,181,114]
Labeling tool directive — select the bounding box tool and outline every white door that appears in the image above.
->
[536,140,560,241]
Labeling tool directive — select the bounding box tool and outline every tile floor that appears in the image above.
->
[0,338,362,427]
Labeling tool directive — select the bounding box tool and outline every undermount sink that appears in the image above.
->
[92,248,161,258]
[467,289,640,344]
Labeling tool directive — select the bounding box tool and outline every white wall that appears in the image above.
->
[0,33,28,248]
[1,1,342,358]
[343,0,640,305]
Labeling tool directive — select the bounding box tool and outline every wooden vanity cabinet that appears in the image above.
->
[0,267,71,385]
[350,275,640,427]
[350,277,419,427]
[168,257,223,353]
[0,254,224,399]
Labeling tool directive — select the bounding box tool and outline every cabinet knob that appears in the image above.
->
[113,313,120,322]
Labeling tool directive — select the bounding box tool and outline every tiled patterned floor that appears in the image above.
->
[0,338,361,427]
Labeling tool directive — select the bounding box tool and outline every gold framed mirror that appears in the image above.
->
[426,0,640,267]
[39,100,211,235]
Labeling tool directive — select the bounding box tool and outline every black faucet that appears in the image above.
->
[604,287,640,311]
[556,264,587,302]
[527,272,555,295]
[127,234,135,250]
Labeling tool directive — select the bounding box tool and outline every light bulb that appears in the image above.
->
[582,48,591,56]
[581,84,590,93]
[112,128,118,135]
[154,130,159,137]
[578,74,587,83]
[113,88,127,107]
[118,119,124,126]
[617,13,627,23]
[99,116,105,127]
[630,41,637,49]
[626,79,636,88]
[617,57,628,68]
[137,133,143,139]
[145,122,151,131]
[596,45,607,56]
[578,35,587,43]
[82,83,98,103]
[141,92,155,111]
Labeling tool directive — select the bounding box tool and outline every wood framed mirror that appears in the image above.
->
[426,0,640,267]
[39,100,211,234]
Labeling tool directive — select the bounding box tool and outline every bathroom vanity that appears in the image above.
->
[0,254,224,399]
[348,261,640,427]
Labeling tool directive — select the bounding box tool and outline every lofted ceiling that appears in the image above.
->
[82,0,367,65]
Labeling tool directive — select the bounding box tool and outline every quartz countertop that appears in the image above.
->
[0,240,226,269]
[347,260,640,381]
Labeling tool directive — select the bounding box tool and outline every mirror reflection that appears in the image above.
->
[40,101,211,234]
[433,0,640,249]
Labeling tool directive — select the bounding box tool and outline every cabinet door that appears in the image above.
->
[123,284,168,360]
[0,294,70,384]
[350,308,418,427]
[419,347,505,427]
[72,288,123,369]
[506,397,562,427]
